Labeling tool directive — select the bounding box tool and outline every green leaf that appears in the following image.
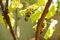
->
[44,20,58,40]
[19,9,27,16]
[36,0,48,6]
[42,20,47,31]
[46,3,58,19]
[30,10,41,23]
[30,7,44,23]
[33,20,47,31]
[0,15,4,24]
[8,0,22,12]
[30,4,39,10]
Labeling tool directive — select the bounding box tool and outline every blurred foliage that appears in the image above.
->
[36,0,48,6]
[58,0,60,10]
[0,0,58,40]
[0,14,4,24]
[46,3,58,19]
[8,0,23,12]
[20,0,37,9]
[44,20,58,40]
[30,6,44,22]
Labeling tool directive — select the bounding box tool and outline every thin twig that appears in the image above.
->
[35,0,52,40]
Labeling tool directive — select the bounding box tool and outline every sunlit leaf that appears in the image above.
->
[30,11,41,23]
[19,9,27,16]
[30,7,44,23]
[46,3,58,19]
[30,4,39,10]
[42,20,47,31]
[36,0,48,6]
[8,0,22,12]
[33,20,47,31]
[44,20,58,40]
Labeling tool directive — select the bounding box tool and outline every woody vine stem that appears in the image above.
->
[0,0,52,40]
[0,0,17,40]
[35,0,52,40]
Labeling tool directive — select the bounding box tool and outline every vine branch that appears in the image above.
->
[0,0,17,40]
[35,0,52,40]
